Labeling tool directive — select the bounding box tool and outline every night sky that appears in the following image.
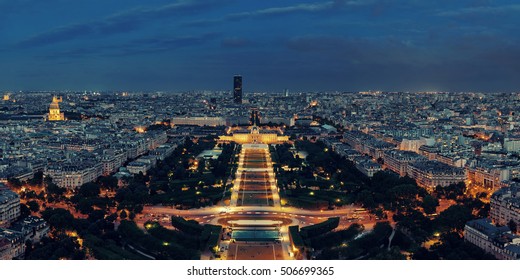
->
[1,0,519,92]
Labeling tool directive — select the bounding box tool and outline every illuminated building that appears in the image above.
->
[44,162,103,189]
[218,108,289,144]
[47,96,65,121]
[490,185,520,230]
[2,94,9,101]
[233,75,242,104]
[219,125,289,144]
[466,159,512,191]
[407,160,465,191]
[383,150,426,177]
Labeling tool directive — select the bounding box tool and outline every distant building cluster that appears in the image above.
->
[1,80,520,260]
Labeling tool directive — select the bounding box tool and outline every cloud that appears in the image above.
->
[185,0,370,26]
[220,37,254,48]
[40,33,220,58]
[437,4,520,17]
[16,0,225,48]
[284,35,425,65]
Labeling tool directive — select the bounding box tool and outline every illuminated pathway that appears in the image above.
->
[230,144,280,208]
[141,143,389,259]
[224,144,288,259]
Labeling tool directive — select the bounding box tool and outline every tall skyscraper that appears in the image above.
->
[233,75,242,104]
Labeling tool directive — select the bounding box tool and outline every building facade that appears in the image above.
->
[407,160,465,191]
[0,185,20,228]
[383,150,426,177]
[170,117,226,127]
[219,126,289,144]
[0,230,25,260]
[464,218,520,260]
[47,96,65,121]
[44,162,103,189]
[490,185,520,230]
[466,163,512,192]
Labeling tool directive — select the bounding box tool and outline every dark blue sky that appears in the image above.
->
[1,0,519,92]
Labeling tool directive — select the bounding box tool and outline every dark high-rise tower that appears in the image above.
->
[233,75,242,104]
[250,107,260,126]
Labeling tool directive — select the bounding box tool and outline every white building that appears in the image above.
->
[490,185,520,230]
[170,117,226,127]
[407,160,465,191]
[466,161,512,191]
[464,219,520,260]
[504,138,520,153]
[102,149,128,176]
[44,162,103,189]
[399,137,433,153]
[0,185,20,228]
[126,161,152,175]
[383,150,426,177]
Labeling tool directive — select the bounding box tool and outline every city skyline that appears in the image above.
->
[1,0,519,92]
[2,89,520,261]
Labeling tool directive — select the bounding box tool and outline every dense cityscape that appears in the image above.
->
[1,79,520,260]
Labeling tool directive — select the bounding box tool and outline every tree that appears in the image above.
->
[120,210,128,219]
[197,160,206,173]
[27,200,40,212]
[436,182,465,200]
[20,204,31,219]
[422,195,439,215]
[174,166,186,180]
[435,205,473,233]
[356,190,376,209]
[78,182,100,198]
[46,182,66,199]
[88,210,105,223]
[133,205,144,214]
[508,220,518,233]
[77,199,94,215]
[372,246,406,260]
[7,178,22,189]
[413,247,439,260]
[29,171,44,186]
[429,232,496,260]
[98,176,118,190]
[41,208,75,231]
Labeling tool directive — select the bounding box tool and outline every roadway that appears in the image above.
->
[141,204,382,229]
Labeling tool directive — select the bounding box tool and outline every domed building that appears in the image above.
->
[47,96,65,121]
